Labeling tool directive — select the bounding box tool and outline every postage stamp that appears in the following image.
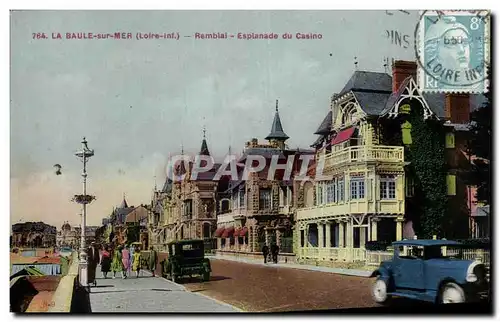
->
[415,10,490,93]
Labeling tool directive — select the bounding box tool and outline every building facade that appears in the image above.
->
[11,221,57,248]
[295,60,475,265]
[215,101,314,255]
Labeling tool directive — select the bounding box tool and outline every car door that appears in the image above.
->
[392,245,425,290]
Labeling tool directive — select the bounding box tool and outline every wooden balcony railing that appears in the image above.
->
[321,145,404,168]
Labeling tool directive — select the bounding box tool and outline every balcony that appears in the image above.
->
[321,145,404,169]
[296,200,403,221]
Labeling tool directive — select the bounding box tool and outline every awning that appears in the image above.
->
[214,227,225,237]
[221,226,234,238]
[233,227,242,237]
[331,127,355,145]
[239,227,248,237]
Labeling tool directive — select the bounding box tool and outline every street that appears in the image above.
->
[181,259,378,312]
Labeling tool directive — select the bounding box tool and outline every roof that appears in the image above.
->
[336,72,448,118]
[314,111,332,135]
[339,71,393,96]
[125,206,149,223]
[265,102,289,141]
[239,147,286,162]
[353,91,391,116]
[199,138,210,156]
[392,239,461,246]
[119,197,128,209]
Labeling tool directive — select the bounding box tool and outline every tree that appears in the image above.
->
[468,70,492,204]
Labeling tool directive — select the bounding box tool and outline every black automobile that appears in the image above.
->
[161,239,211,283]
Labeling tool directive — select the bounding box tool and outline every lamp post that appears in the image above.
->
[74,137,95,289]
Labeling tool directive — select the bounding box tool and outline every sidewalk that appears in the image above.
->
[89,267,240,312]
[208,254,373,277]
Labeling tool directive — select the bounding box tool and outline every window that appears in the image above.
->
[405,176,415,197]
[447,174,456,196]
[338,178,345,201]
[239,189,246,208]
[326,181,336,203]
[183,200,193,218]
[259,189,272,209]
[350,177,365,199]
[380,176,397,199]
[445,132,455,148]
[317,184,324,205]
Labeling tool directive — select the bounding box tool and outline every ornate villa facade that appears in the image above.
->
[295,60,477,265]
[215,101,314,255]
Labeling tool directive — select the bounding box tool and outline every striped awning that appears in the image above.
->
[239,227,248,237]
[221,227,234,238]
[331,127,355,145]
[233,227,242,237]
[214,227,225,237]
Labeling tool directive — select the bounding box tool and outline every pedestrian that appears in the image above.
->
[100,246,111,279]
[111,245,125,279]
[121,245,131,279]
[132,246,141,278]
[87,242,100,286]
[148,246,158,277]
[262,244,269,264]
[271,243,280,264]
[129,244,135,275]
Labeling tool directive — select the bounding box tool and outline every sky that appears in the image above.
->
[10,10,420,227]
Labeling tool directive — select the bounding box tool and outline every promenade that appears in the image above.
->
[89,267,240,312]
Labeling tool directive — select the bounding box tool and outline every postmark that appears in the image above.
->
[415,10,490,93]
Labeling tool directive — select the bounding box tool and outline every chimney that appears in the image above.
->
[445,94,470,124]
[392,60,417,92]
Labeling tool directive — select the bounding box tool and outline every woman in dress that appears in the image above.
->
[121,245,131,278]
[111,245,124,279]
[100,246,112,279]
[132,246,141,278]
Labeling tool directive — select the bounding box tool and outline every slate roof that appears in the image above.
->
[314,111,333,135]
[310,136,324,148]
[353,91,392,116]
[199,138,210,156]
[265,108,289,141]
[239,147,286,162]
[339,71,393,96]
[125,206,149,224]
[119,198,128,209]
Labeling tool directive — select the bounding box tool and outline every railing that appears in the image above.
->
[322,145,404,168]
[299,247,366,262]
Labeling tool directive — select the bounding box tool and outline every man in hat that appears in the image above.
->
[87,242,100,286]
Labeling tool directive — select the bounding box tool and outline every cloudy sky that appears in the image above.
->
[10,10,419,227]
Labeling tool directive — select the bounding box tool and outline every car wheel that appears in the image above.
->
[372,278,391,304]
[440,282,465,304]
[202,271,210,282]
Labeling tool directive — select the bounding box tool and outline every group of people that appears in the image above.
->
[87,242,159,284]
[262,243,280,264]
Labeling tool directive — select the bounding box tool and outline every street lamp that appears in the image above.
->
[73,137,95,289]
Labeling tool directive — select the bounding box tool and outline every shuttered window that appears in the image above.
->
[447,175,456,196]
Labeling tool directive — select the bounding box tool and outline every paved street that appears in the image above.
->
[89,267,240,312]
[181,259,379,312]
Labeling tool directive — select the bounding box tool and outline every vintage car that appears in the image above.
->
[370,239,489,304]
[161,239,211,283]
